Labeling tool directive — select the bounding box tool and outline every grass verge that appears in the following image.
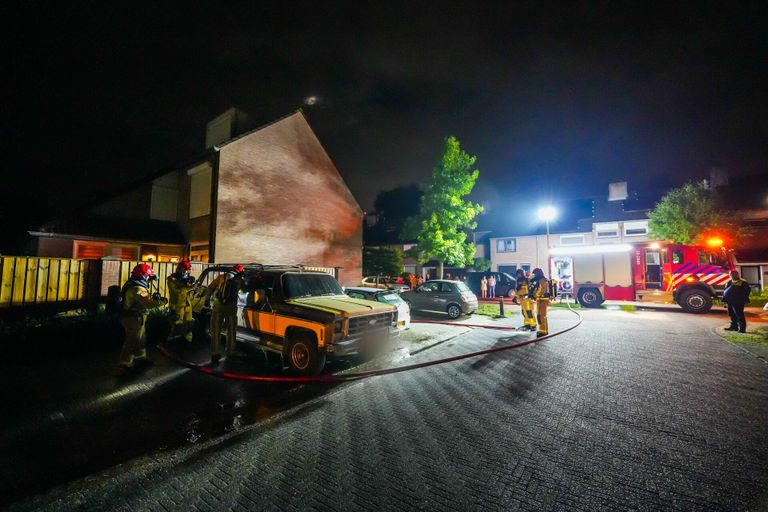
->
[719,326,768,345]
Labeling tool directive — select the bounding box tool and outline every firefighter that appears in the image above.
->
[723,270,750,333]
[516,269,536,331]
[117,263,167,374]
[167,259,196,342]
[529,267,551,338]
[205,264,245,365]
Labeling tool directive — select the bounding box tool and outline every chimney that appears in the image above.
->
[608,181,628,202]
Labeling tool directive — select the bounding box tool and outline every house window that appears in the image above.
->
[623,221,648,237]
[499,265,517,275]
[595,223,619,238]
[496,238,516,253]
[521,263,531,274]
[188,163,212,219]
[74,241,139,260]
[560,234,585,246]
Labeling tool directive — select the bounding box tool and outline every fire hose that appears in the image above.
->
[158,301,582,383]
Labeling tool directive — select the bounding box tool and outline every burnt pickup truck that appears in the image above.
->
[192,265,397,375]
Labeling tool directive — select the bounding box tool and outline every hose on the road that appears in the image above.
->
[158,300,582,383]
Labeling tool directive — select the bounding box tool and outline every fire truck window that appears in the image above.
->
[701,251,728,267]
[672,250,684,264]
[662,250,669,264]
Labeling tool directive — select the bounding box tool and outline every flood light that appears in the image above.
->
[537,206,557,222]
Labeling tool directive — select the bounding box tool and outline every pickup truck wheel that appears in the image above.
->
[577,288,603,308]
[447,303,462,319]
[677,289,712,314]
[286,334,325,376]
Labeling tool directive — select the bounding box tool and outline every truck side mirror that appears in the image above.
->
[250,289,268,306]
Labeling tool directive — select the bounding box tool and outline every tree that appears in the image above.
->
[647,180,749,246]
[363,246,404,277]
[402,136,483,278]
[472,258,492,271]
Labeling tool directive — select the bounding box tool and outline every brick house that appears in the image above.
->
[29,109,364,285]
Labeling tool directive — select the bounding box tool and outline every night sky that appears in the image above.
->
[3,2,767,248]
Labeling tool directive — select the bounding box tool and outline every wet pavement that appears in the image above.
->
[5,308,768,510]
[0,317,473,506]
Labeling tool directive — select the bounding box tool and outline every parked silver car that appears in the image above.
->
[400,280,478,319]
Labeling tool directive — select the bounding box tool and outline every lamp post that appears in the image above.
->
[537,206,557,279]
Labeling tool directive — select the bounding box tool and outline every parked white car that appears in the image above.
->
[360,276,411,292]
[344,286,411,330]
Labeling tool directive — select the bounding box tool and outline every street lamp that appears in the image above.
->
[537,206,557,278]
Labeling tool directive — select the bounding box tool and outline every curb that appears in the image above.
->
[711,326,768,366]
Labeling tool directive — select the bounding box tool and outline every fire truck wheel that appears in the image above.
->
[285,333,325,376]
[677,289,713,314]
[577,288,603,308]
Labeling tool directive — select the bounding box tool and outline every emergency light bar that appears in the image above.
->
[549,244,633,256]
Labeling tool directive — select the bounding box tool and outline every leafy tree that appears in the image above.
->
[363,246,404,277]
[472,258,492,271]
[647,180,749,246]
[402,136,483,278]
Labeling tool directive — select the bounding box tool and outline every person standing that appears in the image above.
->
[205,264,245,365]
[488,274,496,298]
[480,275,488,299]
[117,263,167,374]
[723,270,751,333]
[516,269,536,331]
[529,268,551,338]
[167,260,196,342]
[408,273,417,290]
[417,275,424,287]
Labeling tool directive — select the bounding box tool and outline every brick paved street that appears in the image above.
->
[10,308,768,511]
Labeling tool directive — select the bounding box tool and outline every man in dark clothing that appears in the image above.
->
[723,270,750,333]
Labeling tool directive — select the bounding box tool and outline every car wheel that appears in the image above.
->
[285,333,325,376]
[507,289,516,298]
[447,304,462,319]
[577,288,603,308]
[677,289,712,314]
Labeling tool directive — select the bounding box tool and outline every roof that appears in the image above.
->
[30,216,187,246]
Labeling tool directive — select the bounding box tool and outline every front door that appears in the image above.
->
[645,250,662,289]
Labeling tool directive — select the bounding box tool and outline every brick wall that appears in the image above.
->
[213,113,363,285]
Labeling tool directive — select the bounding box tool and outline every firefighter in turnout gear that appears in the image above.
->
[516,269,537,331]
[529,267,551,338]
[205,264,245,365]
[117,263,167,373]
[167,260,196,342]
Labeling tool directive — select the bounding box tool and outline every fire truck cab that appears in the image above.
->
[561,242,734,313]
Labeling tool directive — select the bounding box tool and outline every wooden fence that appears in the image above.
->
[0,256,95,309]
[0,257,339,311]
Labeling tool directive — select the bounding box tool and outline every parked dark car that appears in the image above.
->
[465,271,517,298]
[400,280,478,319]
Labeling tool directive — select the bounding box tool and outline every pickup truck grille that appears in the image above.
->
[348,312,393,337]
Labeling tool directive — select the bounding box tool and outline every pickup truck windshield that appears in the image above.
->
[283,273,345,299]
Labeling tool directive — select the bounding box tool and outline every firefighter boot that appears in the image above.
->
[536,299,549,337]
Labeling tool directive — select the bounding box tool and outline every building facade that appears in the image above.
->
[29,110,364,285]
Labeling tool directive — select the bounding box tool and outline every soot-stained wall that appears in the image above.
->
[214,113,363,285]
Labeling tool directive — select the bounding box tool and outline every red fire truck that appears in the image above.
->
[550,240,734,313]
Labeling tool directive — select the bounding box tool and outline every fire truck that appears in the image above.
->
[550,240,734,313]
